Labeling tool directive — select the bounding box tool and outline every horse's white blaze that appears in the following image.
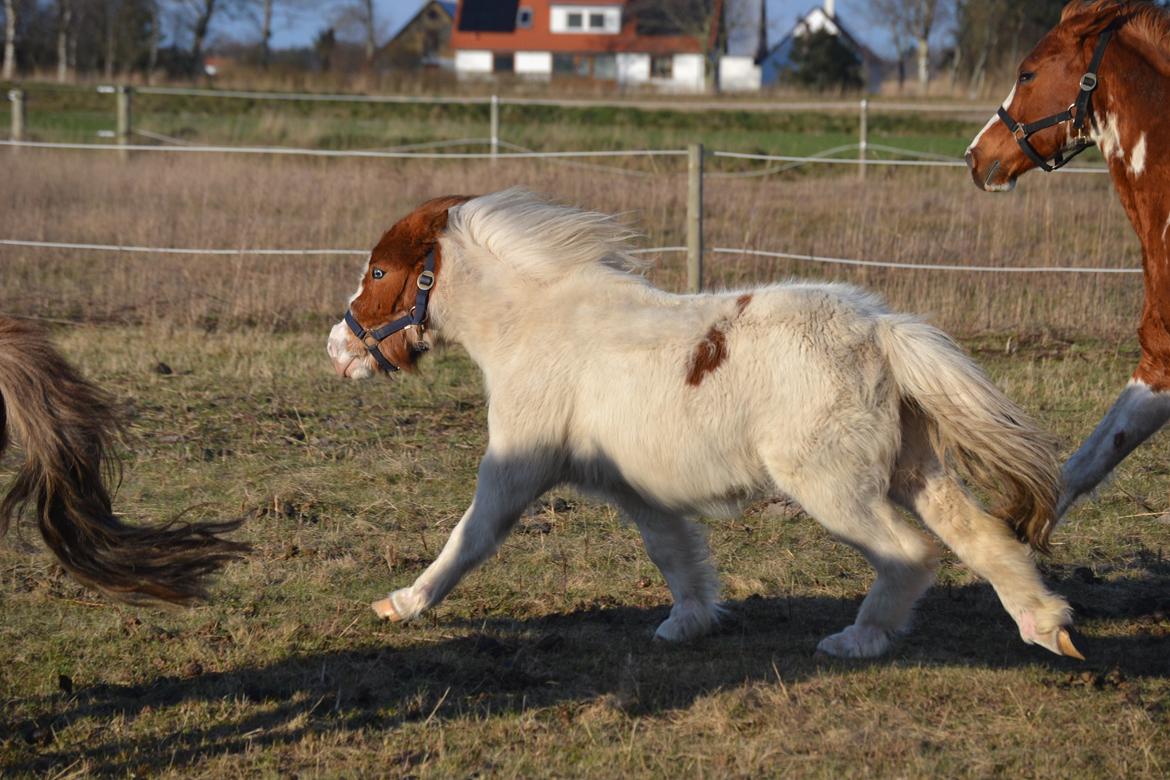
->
[967,85,1017,154]
[1129,133,1147,177]
[349,189,1075,660]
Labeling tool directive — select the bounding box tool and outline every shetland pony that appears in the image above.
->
[327,190,1081,660]
[0,318,247,604]
[966,0,1170,517]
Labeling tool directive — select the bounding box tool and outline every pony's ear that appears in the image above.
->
[413,195,474,248]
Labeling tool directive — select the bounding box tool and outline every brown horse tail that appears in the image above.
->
[878,316,1060,552]
[0,318,249,604]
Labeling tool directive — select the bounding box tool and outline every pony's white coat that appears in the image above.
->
[330,190,1074,658]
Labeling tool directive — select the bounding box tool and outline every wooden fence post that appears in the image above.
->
[116,85,132,161]
[490,94,499,161]
[8,88,24,146]
[687,143,704,294]
[858,98,869,181]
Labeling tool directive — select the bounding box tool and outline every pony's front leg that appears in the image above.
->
[1058,380,1170,517]
[372,453,550,622]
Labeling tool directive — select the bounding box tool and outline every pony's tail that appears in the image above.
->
[0,318,248,604]
[878,317,1060,551]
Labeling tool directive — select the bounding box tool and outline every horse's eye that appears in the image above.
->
[372,268,385,280]
[1019,72,1036,84]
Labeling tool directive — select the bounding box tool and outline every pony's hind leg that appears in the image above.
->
[624,503,722,642]
[891,433,1075,657]
[791,485,941,658]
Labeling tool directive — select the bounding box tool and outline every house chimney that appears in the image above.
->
[824,0,835,16]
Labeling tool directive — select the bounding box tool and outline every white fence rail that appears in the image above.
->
[2,85,1127,291]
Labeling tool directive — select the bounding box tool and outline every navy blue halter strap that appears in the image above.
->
[997,21,1118,173]
[344,250,437,373]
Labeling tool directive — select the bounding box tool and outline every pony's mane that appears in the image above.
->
[446,189,646,282]
[1063,0,1170,52]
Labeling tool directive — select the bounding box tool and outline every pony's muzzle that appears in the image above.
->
[327,321,373,380]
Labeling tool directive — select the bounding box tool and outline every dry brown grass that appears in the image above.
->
[0,151,1142,338]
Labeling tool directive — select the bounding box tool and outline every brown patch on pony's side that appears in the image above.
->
[686,326,729,386]
[0,318,249,605]
[349,195,475,372]
[686,295,752,386]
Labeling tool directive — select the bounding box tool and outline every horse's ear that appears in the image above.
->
[1061,0,1130,33]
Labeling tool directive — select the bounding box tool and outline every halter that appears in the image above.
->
[996,20,1119,173]
[344,250,437,373]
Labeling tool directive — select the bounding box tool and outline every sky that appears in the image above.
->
[248,1,921,59]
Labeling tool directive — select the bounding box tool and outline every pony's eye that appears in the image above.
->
[372,268,385,280]
[1019,72,1036,84]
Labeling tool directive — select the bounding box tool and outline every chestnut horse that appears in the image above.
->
[966,0,1170,516]
[327,190,1082,660]
[0,318,247,604]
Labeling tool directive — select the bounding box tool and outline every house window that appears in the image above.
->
[553,53,576,74]
[493,53,514,73]
[651,55,672,79]
[589,12,605,30]
[566,12,583,30]
[517,7,533,29]
[593,54,616,80]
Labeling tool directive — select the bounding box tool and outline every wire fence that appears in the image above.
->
[1,85,1128,286]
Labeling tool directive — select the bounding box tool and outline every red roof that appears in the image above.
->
[450,1,705,55]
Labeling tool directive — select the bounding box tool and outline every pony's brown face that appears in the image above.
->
[327,195,471,380]
[966,4,1123,191]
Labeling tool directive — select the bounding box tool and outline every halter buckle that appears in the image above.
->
[417,271,435,291]
[1079,72,1098,92]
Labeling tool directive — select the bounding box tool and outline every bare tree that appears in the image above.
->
[333,0,378,67]
[871,0,945,95]
[258,0,271,66]
[55,0,73,82]
[2,0,16,80]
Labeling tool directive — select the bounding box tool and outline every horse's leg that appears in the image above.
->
[623,503,721,641]
[1058,380,1170,518]
[373,453,549,622]
[891,428,1075,657]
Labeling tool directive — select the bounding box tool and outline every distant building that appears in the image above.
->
[761,1,886,92]
[449,0,713,92]
[383,0,459,70]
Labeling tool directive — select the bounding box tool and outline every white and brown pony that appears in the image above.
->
[327,190,1081,660]
[0,318,247,604]
[966,0,1170,516]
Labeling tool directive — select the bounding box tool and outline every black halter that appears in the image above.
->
[344,250,436,373]
[997,21,1119,173]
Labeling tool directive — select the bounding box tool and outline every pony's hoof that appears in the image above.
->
[816,624,892,658]
[371,596,403,621]
[1033,626,1085,660]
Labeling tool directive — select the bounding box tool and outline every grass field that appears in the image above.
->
[1,137,1168,776]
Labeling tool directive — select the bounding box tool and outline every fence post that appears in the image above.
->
[858,98,869,182]
[687,143,704,295]
[490,94,499,160]
[116,85,133,161]
[8,89,24,146]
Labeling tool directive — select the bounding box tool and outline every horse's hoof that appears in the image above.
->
[371,596,402,621]
[815,624,892,658]
[1056,628,1085,660]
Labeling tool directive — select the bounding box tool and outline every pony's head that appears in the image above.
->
[327,195,471,380]
[965,1,1133,191]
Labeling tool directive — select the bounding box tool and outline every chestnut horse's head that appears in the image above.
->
[327,195,472,380]
[965,1,1130,192]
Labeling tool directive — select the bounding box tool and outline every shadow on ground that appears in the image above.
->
[3,574,1168,775]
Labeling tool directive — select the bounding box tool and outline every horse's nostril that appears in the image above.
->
[964,150,976,170]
